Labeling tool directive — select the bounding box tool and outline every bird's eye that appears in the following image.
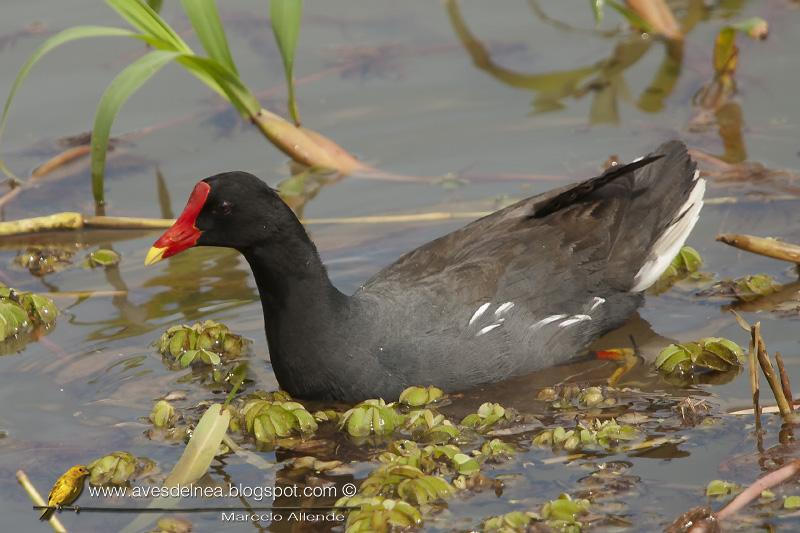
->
[220,201,233,215]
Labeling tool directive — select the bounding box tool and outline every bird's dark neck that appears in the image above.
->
[242,231,347,320]
[241,227,351,393]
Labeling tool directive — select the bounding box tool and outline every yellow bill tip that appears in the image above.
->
[144,246,166,266]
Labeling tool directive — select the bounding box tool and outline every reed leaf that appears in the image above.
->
[0,26,138,144]
[90,50,179,204]
[270,0,303,125]
[164,403,230,486]
[180,0,238,75]
[106,0,191,52]
[146,0,164,14]
[177,55,260,116]
[90,50,259,203]
[590,0,605,25]
[106,0,227,98]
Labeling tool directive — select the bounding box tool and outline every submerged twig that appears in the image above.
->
[0,210,499,236]
[754,324,793,418]
[717,460,800,520]
[16,470,67,533]
[775,352,794,413]
[749,322,762,426]
[717,233,800,264]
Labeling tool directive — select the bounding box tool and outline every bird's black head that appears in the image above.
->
[145,171,296,264]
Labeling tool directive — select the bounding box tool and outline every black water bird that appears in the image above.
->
[146,140,704,402]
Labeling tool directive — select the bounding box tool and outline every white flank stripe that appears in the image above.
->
[590,297,605,310]
[495,302,515,316]
[531,314,567,330]
[559,315,592,327]
[477,323,502,336]
[469,302,491,326]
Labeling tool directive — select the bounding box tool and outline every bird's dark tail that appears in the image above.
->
[622,141,704,291]
[531,140,703,292]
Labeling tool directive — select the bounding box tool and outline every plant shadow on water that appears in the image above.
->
[0,0,800,532]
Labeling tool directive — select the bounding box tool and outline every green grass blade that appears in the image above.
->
[106,0,232,99]
[176,55,260,117]
[270,0,303,125]
[589,0,605,25]
[0,25,138,145]
[91,50,179,204]
[146,0,164,14]
[180,0,238,75]
[106,0,191,52]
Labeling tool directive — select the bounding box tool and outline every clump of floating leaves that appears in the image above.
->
[532,419,640,453]
[655,337,744,382]
[335,496,422,531]
[157,320,249,367]
[0,283,58,342]
[340,398,405,438]
[358,463,455,505]
[706,479,741,499]
[483,494,590,532]
[483,510,542,532]
[398,385,444,407]
[14,246,75,276]
[651,246,706,293]
[460,402,513,432]
[537,385,618,410]
[708,273,781,302]
[87,451,155,485]
[84,248,121,268]
[378,440,482,477]
[236,391,318,445]
[403,407,460,443]
[542,493,591,531]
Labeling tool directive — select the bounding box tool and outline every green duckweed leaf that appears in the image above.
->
[87,248,121,267]
[706,479,740,498]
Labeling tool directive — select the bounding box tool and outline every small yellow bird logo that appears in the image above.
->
[40,465,90,521]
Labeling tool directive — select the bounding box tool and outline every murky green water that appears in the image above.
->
[1,1,800,531]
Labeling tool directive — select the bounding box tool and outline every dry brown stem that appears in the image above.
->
[717,233,800,264]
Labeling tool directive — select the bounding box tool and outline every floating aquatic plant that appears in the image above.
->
[14,246,75,276]
[541,493,591,530]
[339,398,404,437]
[287,456,342,474]
[313,409,341,423]
[483,510,541,532]
[403,408,460,443]
[460,402,512,432]
[239,394,317,445]
[538,385,618,410]
[157,320,248,367]
[477,438,517,462]
[784,495,800,509]
[149,399,176,429]
[0,284,58,342]
[85,248,121,268]
[334,496,422,532]
[532,419,640,453]
[651,246,706,293]
[706,479,741,498]
[655,337,744,379]
[398,385,444,407]
[87,451,154,485]
[358,464,454,505]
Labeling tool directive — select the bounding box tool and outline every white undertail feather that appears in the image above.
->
[630,173,706,292]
